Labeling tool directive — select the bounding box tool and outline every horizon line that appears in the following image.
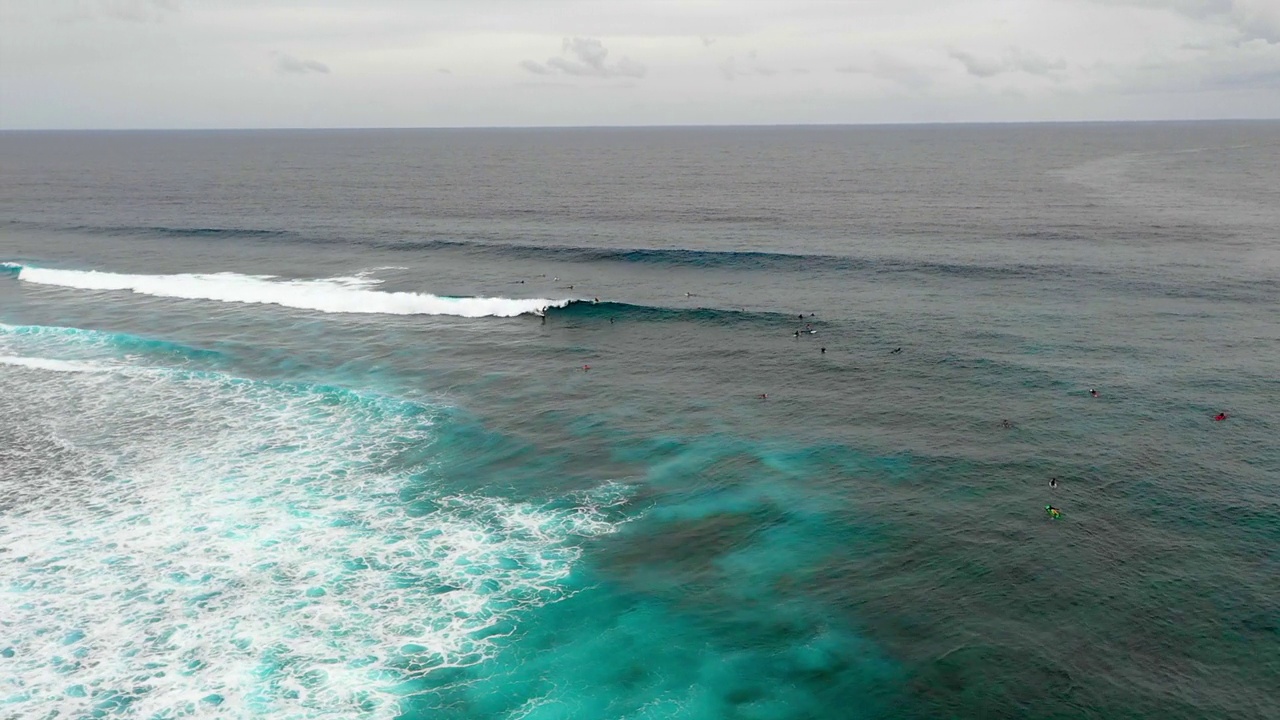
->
[3,117,1279,133]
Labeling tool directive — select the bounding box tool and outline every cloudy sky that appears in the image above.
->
[2,0,1278,128]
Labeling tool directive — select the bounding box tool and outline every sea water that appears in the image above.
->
[1,124,1277,718]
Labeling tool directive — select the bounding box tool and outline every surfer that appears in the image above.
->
[890,347,902,354]
[1045,505,1062,520]
[1214,412,1228,421]
[1049,477,1058,489]
[1089,388,1099,397]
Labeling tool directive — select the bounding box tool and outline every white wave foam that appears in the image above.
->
[11,264,570,318]
[0,358,625,719]
[0,355,111,373]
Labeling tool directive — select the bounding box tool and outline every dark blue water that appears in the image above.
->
[2,123,1278,719]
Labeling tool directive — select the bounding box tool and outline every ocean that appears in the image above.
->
[0,123,1276,719]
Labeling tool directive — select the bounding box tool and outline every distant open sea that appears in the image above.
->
[1,123,1277,719]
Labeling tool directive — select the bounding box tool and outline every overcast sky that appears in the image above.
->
[2,0,1278,128]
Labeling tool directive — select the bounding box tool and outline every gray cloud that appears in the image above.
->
[949,48,1067,78]
[519,60,552,75]
[1011,50,1069,76]
[521,37,646,79]
[1115,36,1280,92]
[837,56,937,90]
[948,50,1006,78]
[274,53,330,75]
[1092,0,1280,42]
[719,50,777,80]
[1207,65,1280,88]
[3,0,1279,129]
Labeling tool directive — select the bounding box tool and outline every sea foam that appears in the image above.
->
[0,335,625,719]
[8,264,570,318]
[0,355,111,373]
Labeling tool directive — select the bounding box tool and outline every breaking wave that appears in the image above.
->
[0,327,629,719]
[5,264,571,318]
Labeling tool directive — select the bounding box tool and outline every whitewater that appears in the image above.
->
[0,322,630,720]
[4,123,1278,720]
[7,263,571,318]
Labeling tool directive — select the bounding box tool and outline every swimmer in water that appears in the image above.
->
[1090,388,1099,397]
[1002,419,1012,429]
[820,347,826,354]
[1045,505,1062,519]
[759,393,768,400]
[1049,477,1058,489]
[890,347,902,354]
[582,364,590,371]
[1214,412,1228,421]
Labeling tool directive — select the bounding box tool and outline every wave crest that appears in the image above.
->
[6,264,570,318]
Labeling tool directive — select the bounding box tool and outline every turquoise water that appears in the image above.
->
[0,322,634,718]
[1,124,1278,718]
